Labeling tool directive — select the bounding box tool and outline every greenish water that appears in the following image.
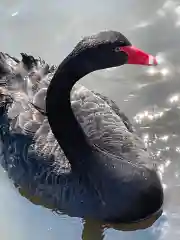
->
[1,0,180,239]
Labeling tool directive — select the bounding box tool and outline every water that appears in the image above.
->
[0,0,180,239]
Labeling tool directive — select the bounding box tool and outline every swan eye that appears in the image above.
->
[114,47,121,52]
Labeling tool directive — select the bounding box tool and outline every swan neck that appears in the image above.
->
[46,54,92,169]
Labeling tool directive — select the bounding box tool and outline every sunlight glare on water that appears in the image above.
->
[1,0,180,239]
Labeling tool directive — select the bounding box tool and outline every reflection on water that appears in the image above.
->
[17,186,164,239]
[1,0,180,239]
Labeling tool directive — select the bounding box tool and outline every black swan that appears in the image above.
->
[0,31,163,223]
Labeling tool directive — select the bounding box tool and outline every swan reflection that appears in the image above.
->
[16,186,165,240]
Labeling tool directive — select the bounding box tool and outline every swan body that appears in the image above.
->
[0,31,163,223]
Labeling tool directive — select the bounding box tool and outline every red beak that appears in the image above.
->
[120,46,158,66]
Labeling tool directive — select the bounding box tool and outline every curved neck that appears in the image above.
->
[46,54,93,169]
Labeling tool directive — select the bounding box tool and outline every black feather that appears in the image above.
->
[20,53,37,70]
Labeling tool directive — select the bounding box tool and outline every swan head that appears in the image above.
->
[72,30,157,71]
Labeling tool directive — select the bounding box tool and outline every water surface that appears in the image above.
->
[0,0,180,239]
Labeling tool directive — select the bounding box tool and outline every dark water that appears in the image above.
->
[0,0,180,239]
